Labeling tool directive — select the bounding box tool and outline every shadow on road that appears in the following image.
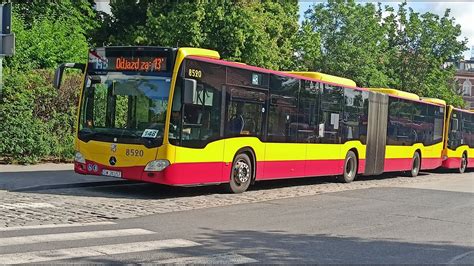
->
[68,229,473,264]
[0,170,126,191]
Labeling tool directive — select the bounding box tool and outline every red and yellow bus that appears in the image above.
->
[442,106,474,173]
[53,47,453,193]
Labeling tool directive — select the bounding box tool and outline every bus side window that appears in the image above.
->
[298,80,321,143]
[320,84,343,144]
[180,59,224,148]
[267,75,299,143]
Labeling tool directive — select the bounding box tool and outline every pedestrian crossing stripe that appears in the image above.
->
[0,228,154,247]
[0,239,201,264]
[0,221,116,232]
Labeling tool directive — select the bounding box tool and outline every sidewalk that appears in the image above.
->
[0,163,74,173]
[0,163,126,191]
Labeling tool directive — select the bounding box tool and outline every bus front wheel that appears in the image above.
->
[341,151,358,183]
[459,153,468,174]
[224,153,252,193]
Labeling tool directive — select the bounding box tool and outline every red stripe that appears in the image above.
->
[258,160,307,180]
[442,157,474,169]
[384,157,443,172]
[421,158,443,170]
[442,158,460,169]
[154,162,226,185]
[383,158,412,172]
[358,159,366,174]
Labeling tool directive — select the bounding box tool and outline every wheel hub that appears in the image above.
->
[234,160,250,184]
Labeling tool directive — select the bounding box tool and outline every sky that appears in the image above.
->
[299,1,474,59]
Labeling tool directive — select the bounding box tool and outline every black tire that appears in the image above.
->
[408,152,421,177]
[341,151,358,183]
[224,153,252,193]
[459,153,468,174]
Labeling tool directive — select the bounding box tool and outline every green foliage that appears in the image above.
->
[99,0,299,70]
[6,12,89,71]
[12,0,97,31]
[302,1,390,87]
[301,0,467,107]
[382,3,466,107]
[0,69,81,163]
[1,2,91,163]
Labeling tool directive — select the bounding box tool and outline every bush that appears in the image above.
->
[0,68,82,164]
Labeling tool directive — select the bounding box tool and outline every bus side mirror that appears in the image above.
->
[53,63,86,89]
[183,78,197,104]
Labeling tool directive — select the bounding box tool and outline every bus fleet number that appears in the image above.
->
[188,68,202,78]
[126,149,144,157]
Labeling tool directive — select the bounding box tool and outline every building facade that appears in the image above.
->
[453,59,474,109]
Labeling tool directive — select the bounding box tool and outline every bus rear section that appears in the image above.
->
[442,106,474,173]
[363,89,446,176]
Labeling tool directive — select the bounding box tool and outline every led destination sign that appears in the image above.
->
[115,57,167,72]
[88,48,171,73]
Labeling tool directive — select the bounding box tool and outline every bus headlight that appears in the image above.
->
[145,160,170,172]
[74,152,86,164]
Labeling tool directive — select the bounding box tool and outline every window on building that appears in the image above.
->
[463,79,472,96]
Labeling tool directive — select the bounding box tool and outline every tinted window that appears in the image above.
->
[225,87,266,137]
[227,67,269,89]
[448,110,462,149]
[450,110,474,149]
[464,112,474,148]
[297,80,322,143]
[342,89,368,143]
[387,98,444,146]
[319,84,343,144]
[267,75,299,142]
[172,59,225,148]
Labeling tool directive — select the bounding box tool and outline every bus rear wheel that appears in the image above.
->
[459,153,467,174]
[224,153,252,193]
[408,152,421,177]
[340,151,358,183]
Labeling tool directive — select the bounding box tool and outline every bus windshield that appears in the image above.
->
[79,72,171,146]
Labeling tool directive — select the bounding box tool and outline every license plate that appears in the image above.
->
[101,169,122,178]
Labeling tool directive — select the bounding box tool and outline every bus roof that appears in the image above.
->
[178,47,220,60]
[421,97,446,106]
[367,88,420,101]
[286,71,357,87]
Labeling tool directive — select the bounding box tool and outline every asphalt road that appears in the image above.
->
[0,173,472,264]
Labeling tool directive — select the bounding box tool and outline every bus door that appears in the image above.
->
[223,86,268,178]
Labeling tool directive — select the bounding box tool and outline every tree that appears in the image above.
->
[6,13,89,71]
[383,3,466,107]
[302,0,391,87]
[12,0,97,31]
[98,0,299,70]
[301,1,467,107]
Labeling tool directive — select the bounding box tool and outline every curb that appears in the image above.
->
[11,180,135,192]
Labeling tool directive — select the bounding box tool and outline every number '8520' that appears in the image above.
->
[126,149,144,157]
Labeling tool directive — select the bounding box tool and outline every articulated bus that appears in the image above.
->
[442,106,474,173]
[53,47,466,193]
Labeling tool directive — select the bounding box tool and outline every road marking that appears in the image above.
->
[0,239,201,264]
[0,222,116,232]
[0,203,56,209]
[0,228,154,247]
[447,250,474,264]
[158,253,258,264]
